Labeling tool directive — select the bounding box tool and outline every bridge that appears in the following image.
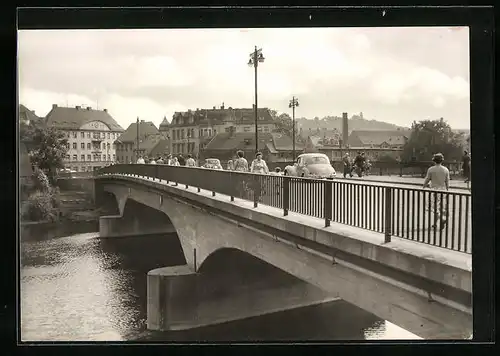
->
[94,164,472,339]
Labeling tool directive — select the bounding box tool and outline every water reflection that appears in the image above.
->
[20,223,421,341]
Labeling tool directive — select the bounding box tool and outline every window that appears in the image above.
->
[87,143,91,150]
[107,133,110,139]
[81,154,85,161]
[73,132,77,138]
[81,143,85,149]
[72,142,77,149]
[66,155,70,160]
[244,127,250,132]
[113,154,116,161]
[81,132,85,138]
[257,127,263,132]
[108,154,111,161]
[73,155,77,161]
[264,127,270,132]
[101,132,105,139]
[181,129,185,139]
[125,145,128,152]
[102,155,106,161]
[87,154,91,161]
[93,155,99,162]
[107,143,110,150]
[87,132,91,138]
[102,143,106,150]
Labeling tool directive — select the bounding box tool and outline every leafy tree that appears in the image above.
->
[402,118,464,162]
[21,124,68,182]
[271,111,296,139]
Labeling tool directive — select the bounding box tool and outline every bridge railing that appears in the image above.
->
[98,164,472,254]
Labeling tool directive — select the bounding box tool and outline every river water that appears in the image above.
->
[20,221,421,342]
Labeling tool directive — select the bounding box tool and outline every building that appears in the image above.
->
[115,120,169,163]
[201,131,303,164]
[319,146,403,162]
[167,104,276,157]
[347,129,410,149]
[45,104,124,172]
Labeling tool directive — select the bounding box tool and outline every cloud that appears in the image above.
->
[18,27,470,129]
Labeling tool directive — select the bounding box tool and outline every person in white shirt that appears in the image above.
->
[171,157,180,166]
[250,152,269,174]
[185,154,197,167]
[136,156,145,164]
[423,153,450,229]
[149,158,156,164]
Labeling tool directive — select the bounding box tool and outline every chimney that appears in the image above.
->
[103,109,107,112]
[213,106,216,110]
[76,106,81,110]
[86,107,91,110]
[52,104,57,109]
[342,112,348,147]
[221,102,225,110]
[140,120,145,123]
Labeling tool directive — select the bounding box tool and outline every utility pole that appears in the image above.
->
[248,46,265,153]
[289,96,299,161]
[136,117,140,162]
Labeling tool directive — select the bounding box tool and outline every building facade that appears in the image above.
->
[115,120,169,163]
[167,104,276,157]
[45,104,124,172]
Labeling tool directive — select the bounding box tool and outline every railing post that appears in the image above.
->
[253,175,259,208]
[384,187,392,243]
[324,180,332,227]
[230,172,234,202]
[399,163,403,177]
[283,176,289,216]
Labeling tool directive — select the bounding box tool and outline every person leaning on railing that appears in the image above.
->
[250,152,269,201]
[185,154,197,167]
[423,153,450,230]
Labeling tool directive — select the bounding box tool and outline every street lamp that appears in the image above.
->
[135,117,140,162]
[289,96,299,161]
[248,46,265,153]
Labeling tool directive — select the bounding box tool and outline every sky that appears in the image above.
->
[18,27,470,130]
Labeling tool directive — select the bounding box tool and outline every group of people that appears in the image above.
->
[136,153,196,167]
[342,152,372,178]
[226,151,282,175]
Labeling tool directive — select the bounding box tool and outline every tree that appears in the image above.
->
[272,111,296,139]
[402,118,464,162]
[21,124,68,182]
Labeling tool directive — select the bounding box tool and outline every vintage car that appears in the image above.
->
[202,158,223,170]
[284,153,336,179]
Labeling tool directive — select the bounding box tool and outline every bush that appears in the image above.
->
[23,191,56,222]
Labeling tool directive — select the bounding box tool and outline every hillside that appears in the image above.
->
[296,114,407,135]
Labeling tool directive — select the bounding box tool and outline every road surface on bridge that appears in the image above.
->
[340,175,470,191]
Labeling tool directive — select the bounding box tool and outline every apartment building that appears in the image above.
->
[45,104,124,172]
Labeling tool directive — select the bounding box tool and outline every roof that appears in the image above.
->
[116,121,160,143]
[170,107,274,127]
[45,105,124,132]
[204,132,274,151]
[159,116,170,130]
[348,130,410,146]
[19,104,41,124]
[270,133,304,151]
[149,139,170,157]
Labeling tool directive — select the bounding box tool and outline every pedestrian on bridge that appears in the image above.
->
[171,157,180,166]
[423,153,450,230]
[462,150,471,184]
[136,156,145,164]
[227,159,234,170]
[233,150,249,172]
[250,152,269,175]
[186,154,197,167]
[342,153,353,178]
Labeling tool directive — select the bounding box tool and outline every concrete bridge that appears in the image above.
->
[94,168,472,340]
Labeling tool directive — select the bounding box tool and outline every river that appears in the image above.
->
[20,221,421,342]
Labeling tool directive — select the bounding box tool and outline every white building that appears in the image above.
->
[45,104,125,172]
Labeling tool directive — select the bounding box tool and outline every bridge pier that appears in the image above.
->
[146,264,339,332]
[99,214,176,239]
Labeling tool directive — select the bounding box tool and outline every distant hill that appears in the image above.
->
[296,113,407,137]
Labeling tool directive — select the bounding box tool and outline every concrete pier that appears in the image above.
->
[146,265,339,331]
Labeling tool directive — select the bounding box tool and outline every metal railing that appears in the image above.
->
[98,164,472,254]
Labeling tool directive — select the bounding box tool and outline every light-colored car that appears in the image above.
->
[202,158,223,170]
[284,153,336,179]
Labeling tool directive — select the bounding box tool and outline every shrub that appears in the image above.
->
[23,190,58,222]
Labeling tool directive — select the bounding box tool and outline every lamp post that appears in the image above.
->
[289,96,299,161]
[248,46,265,153]
[135,117,140,162]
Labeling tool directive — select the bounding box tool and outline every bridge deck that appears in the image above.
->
[103,173,471,273]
